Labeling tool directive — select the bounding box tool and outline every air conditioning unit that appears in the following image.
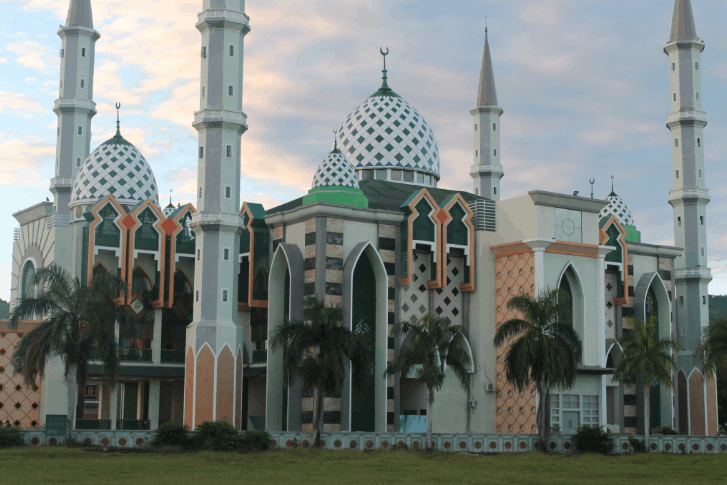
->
[485,383,495,393]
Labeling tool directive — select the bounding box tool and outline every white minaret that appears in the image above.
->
[185,0,250,429]
[666,0,710,361]
[470,29,503,201]
[53,0,99,218]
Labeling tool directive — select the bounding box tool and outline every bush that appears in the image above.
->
[240,430,271,452]
[654,426,678,436]
[151,421,189,448]
[571,426,613,454]
[628,436,646,453]
[0,427,24,448]
[191,421,241,451]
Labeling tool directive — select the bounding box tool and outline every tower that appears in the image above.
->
[665,0,715,435]
[470,29,503,201]
[184,1,250,429]
[53,0,99,220]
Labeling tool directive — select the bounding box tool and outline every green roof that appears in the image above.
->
[266,180,485,216]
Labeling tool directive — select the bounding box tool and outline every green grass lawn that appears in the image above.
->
[1,447,727,484]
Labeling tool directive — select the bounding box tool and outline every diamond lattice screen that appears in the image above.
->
[0,331,41,427]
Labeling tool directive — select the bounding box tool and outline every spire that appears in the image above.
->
[609,175,617,197]
[670,0,698,42]
[331,130,340,153]
[476,28,498,107]
[65,0,94,29]
[115,102,122,137]
[370,47,400,98]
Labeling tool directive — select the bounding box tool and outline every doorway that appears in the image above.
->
[562,411,580,435]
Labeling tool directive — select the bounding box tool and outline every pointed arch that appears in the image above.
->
[688,367,706,435]
[634,272,671,340]
[677,369,689,434]
[557,262,585,344]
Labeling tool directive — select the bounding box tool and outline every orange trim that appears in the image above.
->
[439,195,477,293]
[241,203,268,309]
[490,241,533,257]
[86,194,127,286]
[165,204,197,308]
[399,190,440,288]
[544,241,600,258]
[125,200,166,306]
[599,215,630,306]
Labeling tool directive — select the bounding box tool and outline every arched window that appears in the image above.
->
[131,267,152,294]
[646,286,658,320]
[173,271,192,298]
[559,274,573,328]
[21,261,35,301]
[351,252,377,433]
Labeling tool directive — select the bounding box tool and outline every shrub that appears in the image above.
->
[191,421,240,451]
[151,421,189,448]
[0,427,24,448]
[571,426,613,454]
[628,436,646,453]
[654,426,678,436]
[240,430,271,452]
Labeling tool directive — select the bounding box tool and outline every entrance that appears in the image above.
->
[562,411,580,435]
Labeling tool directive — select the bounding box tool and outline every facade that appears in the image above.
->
[0,0,718,436]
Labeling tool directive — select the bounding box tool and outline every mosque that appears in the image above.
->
[0,0,718,437]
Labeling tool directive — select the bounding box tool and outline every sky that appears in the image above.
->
[0,0,726,300]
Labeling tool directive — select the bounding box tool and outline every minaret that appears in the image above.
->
[470,28,503,201]
[53,0,99,219]
[185,1,250,430]
[665,0,713,434]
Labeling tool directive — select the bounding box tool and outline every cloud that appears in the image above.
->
[6,39,58,73]
[0,91,46,118]
[0,134,54,186]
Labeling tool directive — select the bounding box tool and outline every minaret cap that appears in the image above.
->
[670,0,698,42]
[476,28,498,107]
[65,0,94,29]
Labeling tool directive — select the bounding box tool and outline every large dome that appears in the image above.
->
[336,67,440,187]
[600,189,635,227]
[72,129,159,206]
[312,145,359,189]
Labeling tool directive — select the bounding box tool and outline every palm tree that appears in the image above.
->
[695,318,727,378]
[493,288,582,448]
[613,317,682,450]
[9,263,131,441]
[268,296,370,447]
[385,314,472,450]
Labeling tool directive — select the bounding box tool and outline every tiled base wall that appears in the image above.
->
[18,430,727,454]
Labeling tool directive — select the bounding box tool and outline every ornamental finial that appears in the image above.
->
[115,102,121,137]
[380,47,390,89]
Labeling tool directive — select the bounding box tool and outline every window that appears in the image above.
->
[202,87,205,98]
[700,216,704,225]
[671,62,676,71]
[57,127,60,136]
[223,248,230,261]
[695,61,699,70]
[673,93,677,102]
[80,79,85,88]
[201,46,207,58]
[674,138,679,148]
[698,138,701,148]
[199,146,204,158]
[222,289,229,302]
[60,80,62,89]
[676,169,680,179]
[696,92,700,101]
[21,261,35,301]
[703,295,707,305]
[677,216,681,226]
[77,126,83,136]
[81,47,86,57]
[475,150,478,157]
[474,124,477,131]
[196,290,199,302]
[679,295,684,305]
[493,123,497,131]
[562,394,579,409]
[494,187,498,195]
[582,395,600,426]
[197,249,201,261]
[701,247,705,257]
[699,168,702,177]
[229,44,235,57]
[475,188,478,195]
[60,48,64,58]
[199,187,202,198]
[76,157,81,167]
[550,394,560,427]
[225,186,231,199]
[494,149,497,156]
[228,85,234,96]
[226,144,232,158]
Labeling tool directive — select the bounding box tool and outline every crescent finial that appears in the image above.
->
[380,47,389,56]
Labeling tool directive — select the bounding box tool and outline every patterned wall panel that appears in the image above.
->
[555,209,582,243]
[379,223,397,432]
[433,255,463,326]
[0,330,41,427]
[495,251,537,434]
[304,218,317,297]
[605,272,617,341]
[400,252,430,323]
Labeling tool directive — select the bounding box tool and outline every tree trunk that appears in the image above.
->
[644,386,650,452]
[312,379,324,448]
[426,386,434,451]
[66,363,77,442]
[542,386,551,448]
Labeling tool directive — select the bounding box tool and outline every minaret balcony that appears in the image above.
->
[193,109,248,130]
[675,267,712,281]
[668,188,710,205]
[196,9,250,31]
[191,212,245,229]
[666,109,707,125]
[53,98,96,113]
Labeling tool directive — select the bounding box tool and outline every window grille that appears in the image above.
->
[468,199,496,232]
[412,199,435,242]
[351,253,376,432]
[447,203,468,246]
[175,212,195,254]
[21,261,35,301]
[95,204,120,247]
[135,208,159,250]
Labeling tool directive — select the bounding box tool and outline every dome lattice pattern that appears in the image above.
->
[312,149,360,189]
[73,134,159,205]
[600,191,635,227]
[336,94,440,179]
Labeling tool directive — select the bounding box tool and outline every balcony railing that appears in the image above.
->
[119,348,152,362]
[117,419,150,430]
[76,419,111,430]
[161,350,185,364]
[252,350,267,364]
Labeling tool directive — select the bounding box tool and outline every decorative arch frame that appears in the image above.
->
[20,258,37,302]
[438,194,476,292]
[599,215,630,306]
[266,243,305,432]
[634,272,671,340]
[86,194,128,286]
[125,200,166,306]
[400,189,441,288]
[239,202,268,310]
[341,241,389,432]
[163,203,196,308]
[556,262,586,347]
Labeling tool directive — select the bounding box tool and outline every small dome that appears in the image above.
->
[72,129,159,206]
[162,201,176,218]
[336,58,440,185]
[600,190,635,227]
[312,146,360,189]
